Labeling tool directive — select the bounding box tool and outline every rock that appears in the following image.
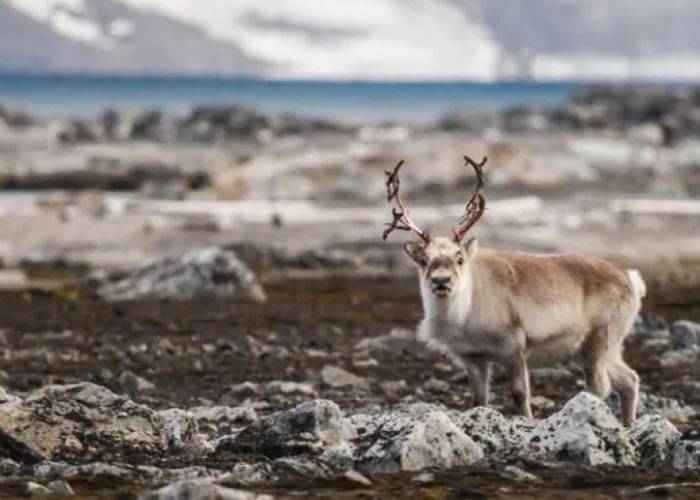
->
[0,458,21,475]
[452,406,532,461]
[356,411,483,474]
[25,481,52,497]
[608,391,698,422]
[227,382,260,398]
[47,480,75,496]
[246,336,289,359]
[670,320,700,349]
[266,381,317,397]
[190,406,258,436]
[115,370,156,395]
[660,346,700,367]
[423,378,450,394]
[672,430,700,469]
[0,383,196,465]
[501,465,539,482]
[32,461,219,484]
[355,328,429,360]
[214,400,354,461]
[320,366,369,391]
[343,469,372,486]
[380,380,409,398]
[411,471,435,484]
[129,110,178,142]
[156,409,202,453]
[530,366,576,384]
[181,106,270,141]
[629,415,681,467]
[352,403,483,473]
[221,458,338,486]
[98,247,266,303]
[632,313,669,337]
[141,479,272,500]
[436,109,496,133]
[522,392,637,466]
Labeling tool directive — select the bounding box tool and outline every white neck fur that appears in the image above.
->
[419,264,473,326]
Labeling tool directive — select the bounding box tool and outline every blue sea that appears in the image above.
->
[0,74,582,122]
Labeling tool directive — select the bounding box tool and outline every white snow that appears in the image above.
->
[5,0,107,45]
[50,9,101,43]
[118,0,502,80]
[4,0,700,80]
[109,18,134,38]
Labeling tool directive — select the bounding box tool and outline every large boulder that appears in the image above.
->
[0,383,199,465]
[629,415,681,467]
[522,392,637,466]
[673,430,700,469]
[98,247,266,303]
[141,479,272,500]
[451,406,532,462]
[351,403,483,474]
[213,400,353,463]
[670,320,700,350]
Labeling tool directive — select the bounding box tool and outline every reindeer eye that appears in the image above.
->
[457,255,464,265]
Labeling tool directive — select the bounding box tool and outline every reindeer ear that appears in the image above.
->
[463,237,479,259]
[403,241,426,265]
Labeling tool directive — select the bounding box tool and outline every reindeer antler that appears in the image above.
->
[382,160,429,243]
[452,155,487,242]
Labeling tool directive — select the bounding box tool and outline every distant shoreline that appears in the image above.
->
[0,75,693,122]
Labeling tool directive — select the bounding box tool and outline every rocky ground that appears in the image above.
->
[0,248,698,498]
[0,85,699,498]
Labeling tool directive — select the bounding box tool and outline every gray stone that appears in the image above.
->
[99,247,266,303]
[320,366,369,391]
[116,370,156,395]
[452,406,532,461]
[0,383,196,464]
[190,406,258,437]
[221,458,338,486]
[25,481,51,497]
[423,378,450,394]
[266,381,317,397]
[530,366,576,383]
[660,346,700,367]
[501,465,539,482]
[47,480,75,496]
[352,403,483,474]
[670,320,700,349]
[214,400,353,461]
[156,409,203,453]
[343,469,372,486]
[0,458,21,475]
[522,392,637,466]
[354,328,429,360]
[672,430,700,469]
[629,415,681,466]
[140,479,273,500]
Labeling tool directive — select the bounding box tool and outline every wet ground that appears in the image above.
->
[0,266,699,498]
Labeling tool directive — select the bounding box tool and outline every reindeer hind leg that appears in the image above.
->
[581,325,612,399]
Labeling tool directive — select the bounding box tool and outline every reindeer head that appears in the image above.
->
[382,155,486,298]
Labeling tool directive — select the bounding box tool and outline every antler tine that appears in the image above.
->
[382,160,429,243]
[452,155,487,242]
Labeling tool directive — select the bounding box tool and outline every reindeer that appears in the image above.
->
[383,155,645,425]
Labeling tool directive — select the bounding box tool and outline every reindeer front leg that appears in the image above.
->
[463,357,491,407]
[507,351,533,418]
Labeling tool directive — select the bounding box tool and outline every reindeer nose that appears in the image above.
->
[431,276,451,288]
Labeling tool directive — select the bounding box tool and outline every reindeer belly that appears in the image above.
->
[519,305,589,366]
